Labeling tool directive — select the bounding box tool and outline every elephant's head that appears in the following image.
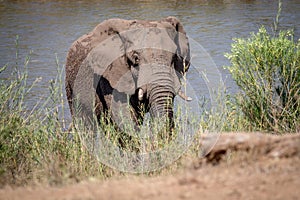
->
[71,17,190,131]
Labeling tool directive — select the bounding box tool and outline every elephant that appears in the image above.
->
[65,16,191,134]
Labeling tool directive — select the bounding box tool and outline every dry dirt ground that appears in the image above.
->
[1,132,299,200]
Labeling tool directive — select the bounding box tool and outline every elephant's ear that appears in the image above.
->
[80,19,135,95]
[164,16,190,75]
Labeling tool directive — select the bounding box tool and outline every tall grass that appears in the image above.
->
[225,27,300,133]
[0,37,111,187]
[0,37,200,185]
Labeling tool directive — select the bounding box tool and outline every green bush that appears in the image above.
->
[225,27,300,133]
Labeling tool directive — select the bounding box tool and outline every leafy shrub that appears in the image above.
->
[225,27,300,133]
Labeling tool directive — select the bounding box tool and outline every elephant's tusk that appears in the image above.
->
[138,88,144,101]
[178,90,192,101]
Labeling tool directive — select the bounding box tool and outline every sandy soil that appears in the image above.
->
[1,132,299,200]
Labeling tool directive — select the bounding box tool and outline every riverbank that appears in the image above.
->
[1,132,299,200]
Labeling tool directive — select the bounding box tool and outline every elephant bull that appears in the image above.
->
[65,16,191,132]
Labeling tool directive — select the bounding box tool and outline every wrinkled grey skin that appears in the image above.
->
[65,16,190,131]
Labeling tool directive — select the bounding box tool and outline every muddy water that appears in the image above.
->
[0,0,299,121]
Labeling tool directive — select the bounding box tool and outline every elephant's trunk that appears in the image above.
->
[147,70,175,129]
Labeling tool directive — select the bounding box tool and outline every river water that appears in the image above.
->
[0,0,299,121]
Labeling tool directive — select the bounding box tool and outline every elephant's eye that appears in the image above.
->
[132,52,140,65]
